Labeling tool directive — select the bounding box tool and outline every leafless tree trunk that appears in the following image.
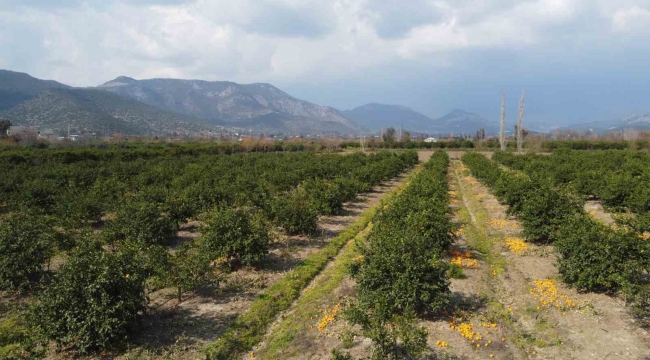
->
[500,94,506,151]
[517,92,525,154]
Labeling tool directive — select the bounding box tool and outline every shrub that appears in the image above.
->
[271,188,319,235]
[345,308,428,360]
[518,181,582,241]
[303,179,345,215]
[0,213,55,291]
[200,206,270,267]
[165,242,221,302]
[30,240,148,353]
[103,200,176,246]
[555,215,649,292]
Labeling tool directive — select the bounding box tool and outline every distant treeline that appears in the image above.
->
[341,139,475,149]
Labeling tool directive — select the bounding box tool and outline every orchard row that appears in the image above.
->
[462,153,649,320]
[0,148,418,355]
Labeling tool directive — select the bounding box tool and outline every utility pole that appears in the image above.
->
[517,91,525,154]
[499,94,506,151]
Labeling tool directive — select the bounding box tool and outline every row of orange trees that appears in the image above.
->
[346,151,454,359]
[493,150,650,231]
[462,153,649,321]
[0,148,418,355]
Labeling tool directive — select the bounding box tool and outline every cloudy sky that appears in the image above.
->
[1,0,650,128]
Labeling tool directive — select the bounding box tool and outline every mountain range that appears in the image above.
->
[343,104,499,135]
[97,76,355,134]
[1,69,649,137]
[558,114,650,134]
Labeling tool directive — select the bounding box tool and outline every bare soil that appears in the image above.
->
[584,200,616,226]
[445,161,650,360]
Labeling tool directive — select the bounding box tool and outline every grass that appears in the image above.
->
[204,168,418,359]
[448,263,466,279]
[452,164,507,275]
[257,225,372,358]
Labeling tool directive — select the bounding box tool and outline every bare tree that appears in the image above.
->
[499,95,506,151]
[517,92,525,153]
[382,127,396,142]
[476,128,485,141]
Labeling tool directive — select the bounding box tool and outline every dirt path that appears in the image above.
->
[445,160,650,360]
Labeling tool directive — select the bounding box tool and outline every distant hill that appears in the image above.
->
[343,104,498,135]
[1,88,218,136]
[563,114,650,134]
[0,70,70,111]
[98,77,356,134]
[432,109,499,135]
[342,103,434,132]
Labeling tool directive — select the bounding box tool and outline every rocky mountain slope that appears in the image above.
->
[98,77,356,133]
[1,88,218,136]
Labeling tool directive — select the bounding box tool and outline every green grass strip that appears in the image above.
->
[204,171,415,359]
[258,225,372,358]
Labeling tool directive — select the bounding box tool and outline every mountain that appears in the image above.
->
[1,88,219,136]
[563,114,650,134]
[432,109,499,135]
[343,104,497,135]
[0,70,70,111]
[98,77,356,134]
[342,103,434,132]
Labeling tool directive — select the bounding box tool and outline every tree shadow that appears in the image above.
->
[129,306,238,354]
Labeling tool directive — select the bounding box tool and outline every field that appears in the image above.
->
[1,145,649,359]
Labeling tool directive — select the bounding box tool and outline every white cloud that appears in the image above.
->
[0,0,648,87]
[612,6,650,32]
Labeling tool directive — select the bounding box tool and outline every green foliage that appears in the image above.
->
[204,193,385,360]
[347,152,451,359]
[628,284,650,327]
[29,240,148,353]
[345,307,427,360]
[0,213,55,291]
[465,152,650,293]
[103,200,177,246]
[555,215,649,292]
[166,243,221,302]
[331,348,353,360]
[271,187,319,235]
[200,206,270,267]
[303,179,346,215]
[0,314,43,359]
[448,263,466,279]
[518,182,582,241]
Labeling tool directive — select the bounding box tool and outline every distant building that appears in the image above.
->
[424,137,438,143]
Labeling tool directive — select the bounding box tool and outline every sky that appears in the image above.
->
[1,0,650,129]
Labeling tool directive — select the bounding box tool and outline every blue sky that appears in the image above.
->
[1,0,650,128]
